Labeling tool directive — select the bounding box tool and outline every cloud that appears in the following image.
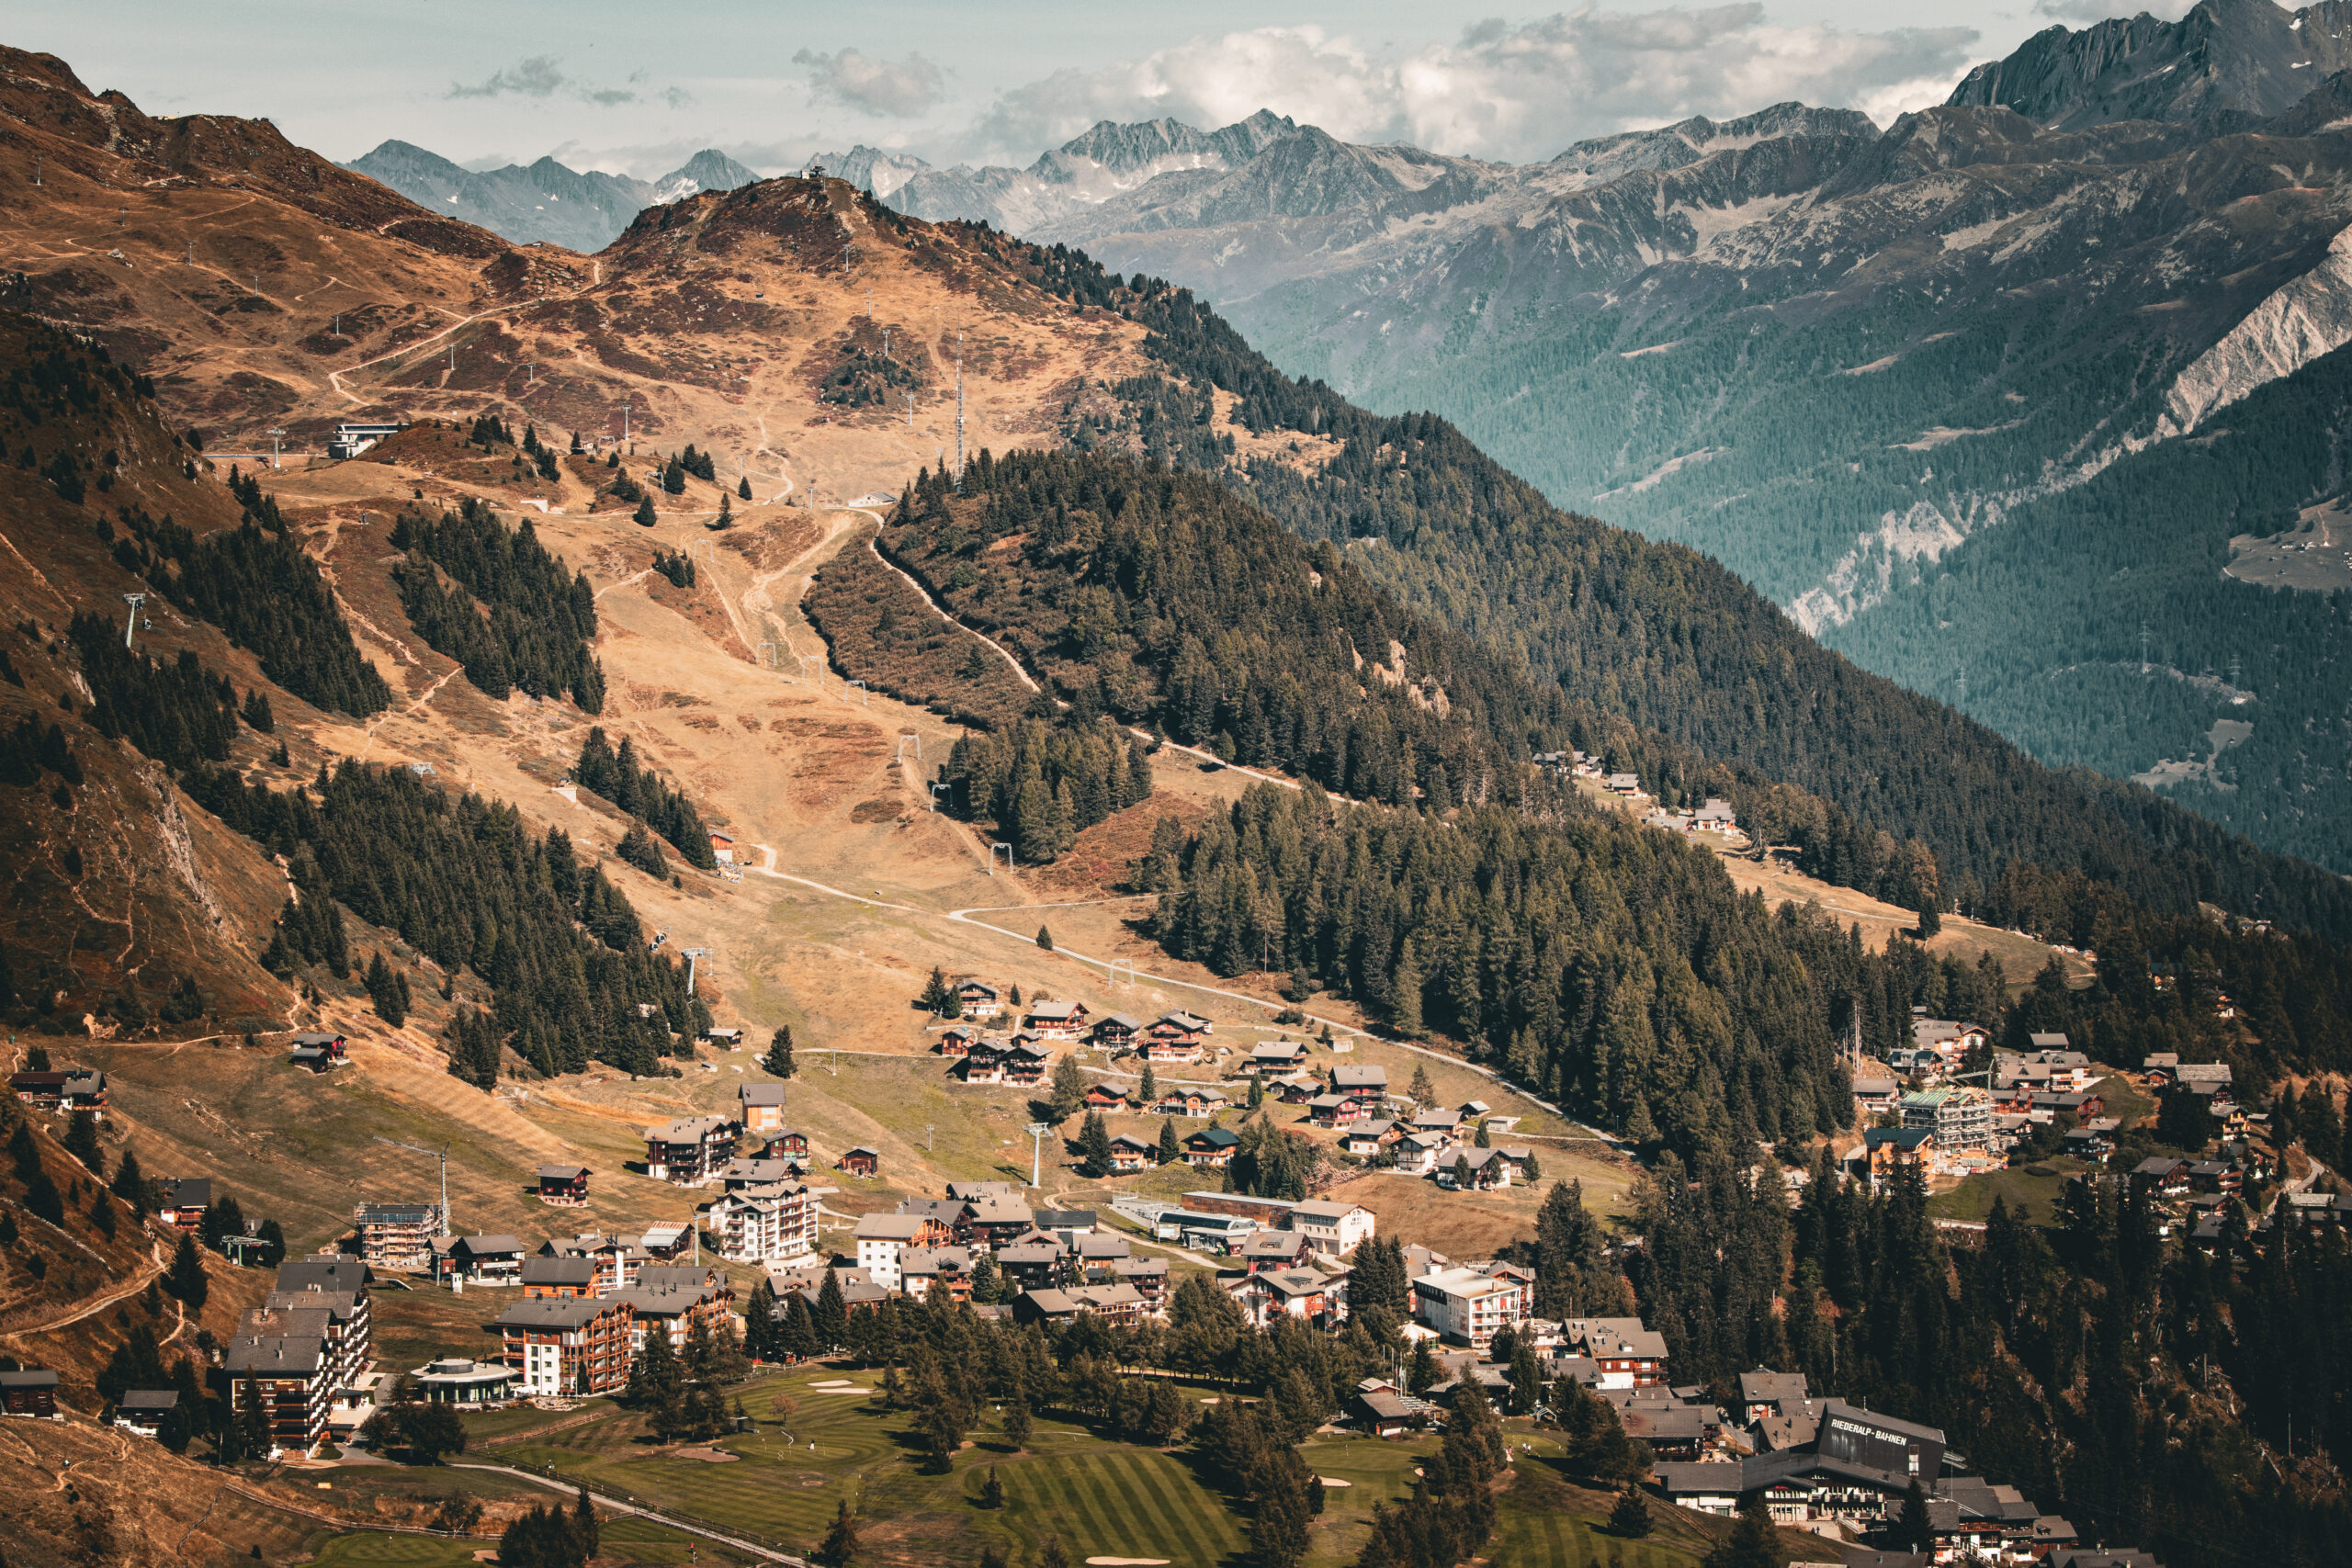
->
[793,47,947,118]
[2031,0,2198,21]
[447,55,568,101]
[960,8,1982,165]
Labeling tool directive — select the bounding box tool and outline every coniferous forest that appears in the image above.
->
[572,727,718,870]
[944,226,2352,942]
[186,761,692,1077]
[390,500,604,710]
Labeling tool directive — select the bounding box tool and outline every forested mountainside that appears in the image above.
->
[812,2,2352,874]
[1826,337,2352,874]
[810,446,2352,1154]
[918,229,2352,942]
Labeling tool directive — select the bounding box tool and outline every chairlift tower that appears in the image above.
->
[266,428,287,470]
[797,653,825,685]
[929,780,952,813]
[989,842,1013,876]
[373,1137,453,1237]
[681,946,713,995]
[846,679,869,707]
[897,732,921,765]
[120,592,144,650]
[1025,1122,1051,1188]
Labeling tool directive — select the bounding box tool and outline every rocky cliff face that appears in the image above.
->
[1945,0,2352,130]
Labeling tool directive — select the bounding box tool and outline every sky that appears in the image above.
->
[13,0,2210,177]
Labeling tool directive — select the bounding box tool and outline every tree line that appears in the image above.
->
[184,761,694,1077]
[390,499,604,710]
[572,727,718,870]
[940,713,1153,865]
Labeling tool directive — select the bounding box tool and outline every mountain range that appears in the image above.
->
[781,0,2352,875]
[344,141,761,251]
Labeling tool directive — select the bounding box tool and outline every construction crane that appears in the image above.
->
[374,1137,452,1237]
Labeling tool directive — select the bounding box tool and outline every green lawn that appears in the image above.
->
[1928,1158,2088,1225]
[303,1514,704,1568]
[458,1367,1668,1566]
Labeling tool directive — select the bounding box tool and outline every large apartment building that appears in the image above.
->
[353,1202,443,1269]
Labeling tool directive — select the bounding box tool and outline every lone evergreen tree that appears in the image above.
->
[763,1026,797,1079]
[1408,1063,1435,1105]
[980,1466,1005,1508]
[739,475,753,501]
[1002,1397,1032,1450]
[1049,1054,1085,1122]
[1158,1117,1180,1165]
[1138,1062,1158,1102]
[164,1231,209,1312]
[633,493,658,527]
[817,1497,861,1566]
[920,966,952,1015]
[1036,924,1054,952]
[1610,1488,1651,1538]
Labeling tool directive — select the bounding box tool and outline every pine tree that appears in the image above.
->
[165,1232,209,1311]
[921,967,953,1014]
[62,1111,104,1176]
[815,1267,848,1349]
[1049,1054,1085,1122]
[1036,923,1055,952]
[739,475,752,501]
[1609,1488,1651,1538]
[110,1146,152,1212]
[1408,1064,1435,1105]
[1080,1111,1114,1177]
[634,494,658,526]
[574,1484,599,1558]
[1003,1396,1032,1450]
[980,1465,1005,1507]
[764,1026,797,1078]
[1158,1118,1180,1165]
[817,1498,860,1566]
[1139,1062,1158,1102]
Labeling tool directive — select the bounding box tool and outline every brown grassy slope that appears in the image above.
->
[0,44,1160,510]
[0,315,296,1030]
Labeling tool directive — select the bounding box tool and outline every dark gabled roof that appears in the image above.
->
[277,1256,370,1294]
[163,1177,212,1207]
[0,1370,59,1389]
[520,1256,595,1286]
[117,1388,178,1410]
[1185,1126,1241,1148]
[537,1165,591,1180]
[493,1296,623,1331]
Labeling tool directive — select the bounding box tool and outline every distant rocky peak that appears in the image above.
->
[1947,0,2352,130]
[652,149,761,205]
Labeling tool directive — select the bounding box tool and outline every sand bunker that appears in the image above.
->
[1318,1477,1353,1487]
[673,1446,741,1463]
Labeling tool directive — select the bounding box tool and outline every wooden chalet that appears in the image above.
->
[1138,1022,1205,1064]
[1184,1126,1241,1167]
[738,1082,788,1134]
[837,1146,880,1178]
[1083,1083,1133,1111]
[936,1025,981,1058]
[535,1166,591,1207]
[1091,1013,1145,1050]
[1107,1134,1158,1172]
[0,1370,58,1419]
[956,980,1004,1019]
[1022,999,1091,1039]
[8,1067,106,1112]
[1001,1042,1054,1087]
[761,1129,812,1161]
[1155,1087,1228,1119]
[158,1177,210,1229]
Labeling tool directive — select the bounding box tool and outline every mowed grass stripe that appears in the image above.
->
[1537,1504,1569,1568]
[1054,1452,1134,1556]
[1099,1450,1222,1564]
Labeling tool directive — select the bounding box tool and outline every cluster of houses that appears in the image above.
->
[1640,1370,2106,1563]
[1849,1031,2177,1185]
[1530,752,1745,842]
[7,1065,107,1113]
[933,991,1542,1193]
